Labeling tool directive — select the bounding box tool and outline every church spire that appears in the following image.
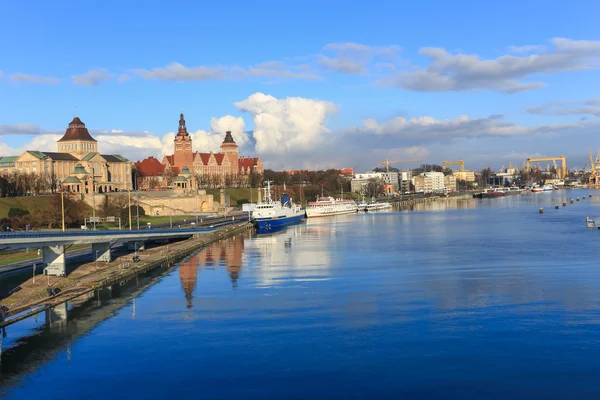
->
[178,113,188,136]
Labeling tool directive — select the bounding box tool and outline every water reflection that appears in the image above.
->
[247,223,332,287]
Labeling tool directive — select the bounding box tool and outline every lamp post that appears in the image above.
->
[95,250,99,270]
[128,189,132,230]
[92,180,97,231]
[195,190,199,225]
[136,192,140,230]
[61,190,65,232]
[169,198,173,229]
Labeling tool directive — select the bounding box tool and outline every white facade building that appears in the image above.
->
[351,171,399,193]
[423,172,445,193]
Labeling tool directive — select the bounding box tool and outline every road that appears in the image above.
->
[0,215,249,275]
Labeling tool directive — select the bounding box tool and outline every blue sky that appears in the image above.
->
[1,0,600,171]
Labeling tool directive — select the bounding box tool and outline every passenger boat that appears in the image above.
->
[356,200,368,211]
[252,181,305,230]
[306,196,358,218]
[365,201,393,212]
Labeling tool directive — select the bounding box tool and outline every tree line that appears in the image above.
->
[0,192,145,232]
[0,171,59,197]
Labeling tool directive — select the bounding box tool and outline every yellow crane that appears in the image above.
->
[525,156,567,179]
[377,159,423,173]
[442,160,465,171]
[589,151,599,187]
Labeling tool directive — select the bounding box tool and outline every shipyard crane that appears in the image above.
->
[442,160,465,171]
[377,159,423,173]
[589,151,599,187]
[525,156,567,179]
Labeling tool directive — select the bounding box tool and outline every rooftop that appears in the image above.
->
[58,117,97,143]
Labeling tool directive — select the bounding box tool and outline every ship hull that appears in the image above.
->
[254,213,305,230]
[305,208,358,218]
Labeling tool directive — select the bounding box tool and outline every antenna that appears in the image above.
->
[75,104,78,117]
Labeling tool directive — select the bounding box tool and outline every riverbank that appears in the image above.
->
[0,221,252,328]
[393,193,472,209]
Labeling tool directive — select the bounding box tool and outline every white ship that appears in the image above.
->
[365,201,392,212]
[252,181,305,230]
[306,196,358,218]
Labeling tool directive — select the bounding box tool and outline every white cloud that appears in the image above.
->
[319,42,402,75]
[235,92,337,154]
[9,73,60,84]
[507,45,547,54]
[378,38,600,93]
[318,56,367,74]
[118,74,130,83]
[526,99,600,117]
[73,69,115,86]
[134,62,227,81]
[0,124,40,135]
[233,61,321,80]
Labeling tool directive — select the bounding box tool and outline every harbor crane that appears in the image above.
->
[442,160,465,171]
[377,159,423,173]
[589,151,599,187]
[525,156,567,179]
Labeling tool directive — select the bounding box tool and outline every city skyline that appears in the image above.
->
[1,1,599,171]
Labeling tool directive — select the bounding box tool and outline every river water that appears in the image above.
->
[3,190,600,399]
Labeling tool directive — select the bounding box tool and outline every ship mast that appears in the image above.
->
[263,180,273,203]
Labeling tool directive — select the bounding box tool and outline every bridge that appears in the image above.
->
[0,220,240,276]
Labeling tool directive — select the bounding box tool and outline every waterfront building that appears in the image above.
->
[453,170,476,182]
[3,116,132,193]
[163,113,264,180]
[444,174,457,192]
[399,170,413,193]
[351,171,399,193]
[138,114,263,190]
[417,172,446,194]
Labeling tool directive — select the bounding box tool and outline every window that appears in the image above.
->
[32,162,36,166]
[33,168,36,173]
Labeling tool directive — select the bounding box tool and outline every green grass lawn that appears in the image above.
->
[0,244,90,266]
[0,196,54,218]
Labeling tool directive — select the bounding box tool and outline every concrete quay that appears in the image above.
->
[0,222,252,328]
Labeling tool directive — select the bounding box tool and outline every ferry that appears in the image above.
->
[365,201,393,212]
[252,181,305,230]
[472,188,505,199]
[306,196,358,218]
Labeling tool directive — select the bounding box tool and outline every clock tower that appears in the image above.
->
[173,113,194,170]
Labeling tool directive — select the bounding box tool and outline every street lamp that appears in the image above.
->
[61,190,65,232]
[128,189,132,230]
[95,250,99,270]
[136,191,140,230]
[195,190,199,226]
[169,198,173,229]
[92,179,97,231]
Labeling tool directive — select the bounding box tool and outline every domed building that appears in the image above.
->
[9,116,132,193]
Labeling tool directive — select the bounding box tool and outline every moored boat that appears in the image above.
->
[252,181,305,230]
[306,196,358,218]
[365,201,392,212]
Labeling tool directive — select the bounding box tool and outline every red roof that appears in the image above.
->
[195,153,211,165]
[58,117,97,142]
[239,157,258,170]
[163,155,174,165]
[214,153,225,165]
[136,157,165,177]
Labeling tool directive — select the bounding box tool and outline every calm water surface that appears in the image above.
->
[3,190,600,399]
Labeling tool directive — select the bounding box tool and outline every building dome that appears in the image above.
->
[222,131,236,144]
[58,117,97,142]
